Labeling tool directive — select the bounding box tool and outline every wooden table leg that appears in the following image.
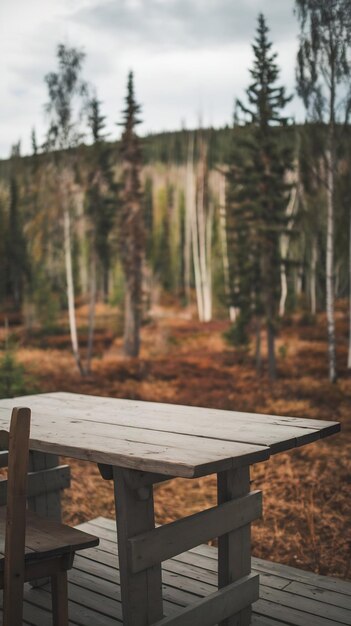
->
[217,466,252,626]
[113,466,164,626]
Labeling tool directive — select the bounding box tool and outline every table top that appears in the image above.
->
[0,392,340,478]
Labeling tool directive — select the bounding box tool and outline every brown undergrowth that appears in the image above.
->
[6,303,351,580]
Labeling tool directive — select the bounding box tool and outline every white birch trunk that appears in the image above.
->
[279,186,298,316]
[190,173,204,321]
[75,190,89,297]
[204,199,214,321]
[196,142,212,322]
[63,198,84,375]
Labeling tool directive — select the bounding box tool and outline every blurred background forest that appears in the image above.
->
[0,1,350,581]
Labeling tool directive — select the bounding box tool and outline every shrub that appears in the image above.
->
[0,350,36,398]
[224,314,250,348]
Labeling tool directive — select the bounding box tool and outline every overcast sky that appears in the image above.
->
[1,0,302,158]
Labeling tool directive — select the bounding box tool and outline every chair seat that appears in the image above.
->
[0,507,99,569]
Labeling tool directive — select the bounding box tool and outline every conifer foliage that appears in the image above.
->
[119,72,144,357]
[227,14,293,379]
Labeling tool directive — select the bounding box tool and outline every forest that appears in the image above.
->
[0,2,350,581]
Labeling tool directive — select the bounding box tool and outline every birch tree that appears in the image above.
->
[186,133,214,322]
[44,44,89,375]
[296,0,351,382]
[279,178,299,317]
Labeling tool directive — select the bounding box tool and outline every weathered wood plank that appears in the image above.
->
[129,491,261,573]
[3,407,31,626]
[260,584,351,624]
[284,580,351,610]
[152,574,259,626]
[0,393,340,465]
[20,392,340,435]
[80,517,351,622]
[254,597,345,626]
[113,467,164,626]
[0,405,271,477]
[218,466,252,626]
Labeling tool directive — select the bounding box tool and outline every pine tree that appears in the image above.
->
[86,96,116,371]
[87,96,116,300]
[88,97,107,143]
[119,72,144,357]
[226,14,293,379]
[31,128,38,156]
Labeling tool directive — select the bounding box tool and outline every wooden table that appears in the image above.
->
[0,392,340,626]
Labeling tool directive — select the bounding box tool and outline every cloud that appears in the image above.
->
[1,0,301,158]
[73,0,297,51]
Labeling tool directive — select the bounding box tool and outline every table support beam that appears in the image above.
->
[217,466,252,626]
[113,466,163,626]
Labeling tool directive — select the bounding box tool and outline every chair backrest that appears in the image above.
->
[0,407,31,624]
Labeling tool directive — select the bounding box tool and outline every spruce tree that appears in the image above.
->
[119,72,144,357]
[31,128,38,156]
[227,14,293,379]
[87,96,116,301]
[86,96,116,370]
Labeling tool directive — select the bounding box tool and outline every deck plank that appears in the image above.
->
[0,517,349,625]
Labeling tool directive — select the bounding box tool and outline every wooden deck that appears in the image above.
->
[0,517,350,626]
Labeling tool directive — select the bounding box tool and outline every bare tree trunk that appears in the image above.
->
[76,190,89,297]
[262,241,277,380]
[255,316,262,375]
[190,180,204,321]
[103,265,109,303]
[296,264,304,299]
[86,250,97,374]
[63,203,85,375]
[184,135,194,301]
[123,284,140,357]
[187,137,205,321]
[196,141,212,322]
[310,237,317,315]
[218,172,236,322]
[326,145,337,382]
[204,200,214,321]
[348,208,351,369]
[267,321,276,380]
[279,186,297,317]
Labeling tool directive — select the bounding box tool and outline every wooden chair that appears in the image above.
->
[0,407,99,626]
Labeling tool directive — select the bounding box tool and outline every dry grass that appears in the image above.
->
[6,303,351,580]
